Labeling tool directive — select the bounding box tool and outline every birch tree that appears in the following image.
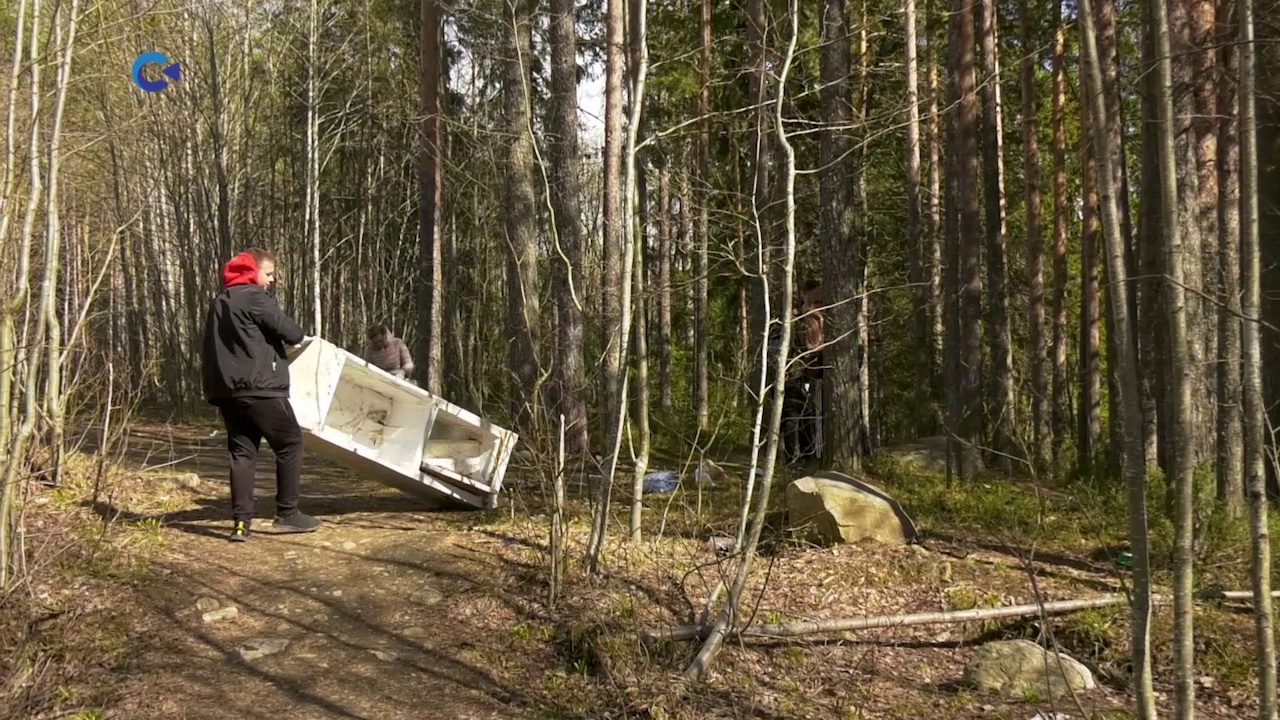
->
[1151,0,1198,712]
[1238,0,1277,708]
[1077,0,1156,714]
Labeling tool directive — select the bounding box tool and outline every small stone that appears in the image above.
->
[342,541,358,551]
[195,597,220,613]
[370,649,398,662]
[312,613,328,623]
[317,541,333,548]
[276,622,291,632]
[176,472,202,488]
[201,606,239,623]
[403,626,428,639]
[237,637,289,661]
[331,590,343,598]
[411,586,444,606]
[284,551,299,559]
[1197,675,1216,689]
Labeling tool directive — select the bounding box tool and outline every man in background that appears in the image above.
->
[363,324,416,383]
[202,248,321,541]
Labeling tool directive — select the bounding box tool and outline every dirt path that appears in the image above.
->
[101,424,546,720]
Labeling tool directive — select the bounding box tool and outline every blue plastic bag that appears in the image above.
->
[642,470,678,494]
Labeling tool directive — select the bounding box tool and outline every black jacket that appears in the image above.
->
[202,270,306,405]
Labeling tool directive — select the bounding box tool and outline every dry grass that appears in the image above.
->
[0,449,191,720]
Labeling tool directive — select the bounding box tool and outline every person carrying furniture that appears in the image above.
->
[363,324,416,382]
[202,247,322,542]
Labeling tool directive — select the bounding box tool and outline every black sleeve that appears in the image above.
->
[250,289,306,346]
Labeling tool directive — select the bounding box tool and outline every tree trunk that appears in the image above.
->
[821,0,864,470]
[925,0,943,419]
[1237,0,1278,708]
[695,0,711,432]
[683,0,800,679]
[657,163,673,414]
[1216,0,1244,517]
[548,0,589,455]
[1140,15,1167,473]
[950,0,982,478]
[976,0,1012,469]
[906,0,928,435]
[1169,0,1212,474]
[1078,83,1103,479]
[1050,0,1070,474]
[598,0,625,450]
[1151,0,1198,713]
[629,166,652,544]
[418,0,445,394]
[587,0,647,572]
[1077,0,1157,714]
[745,0,771,403]
[0,0,37,586]
[307,0,322,334]
[503,0,541,432]
[1093,0,1130,480]
[1020,0,1046,475]
[1192,0,1221,479]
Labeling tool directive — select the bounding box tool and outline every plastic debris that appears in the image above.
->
[642,470,679,494]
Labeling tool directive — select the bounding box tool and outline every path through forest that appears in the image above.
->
[99,423,546,720]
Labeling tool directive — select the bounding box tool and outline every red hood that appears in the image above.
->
[222,252,259,288]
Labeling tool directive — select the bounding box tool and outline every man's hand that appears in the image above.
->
[392,369,406,380]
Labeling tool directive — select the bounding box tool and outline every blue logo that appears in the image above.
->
[131,51,181,93]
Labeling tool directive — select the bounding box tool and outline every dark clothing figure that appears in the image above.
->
[203,255,305,403]
[218,397,304,522]
[782,282,825,466]
[202,249,319,540]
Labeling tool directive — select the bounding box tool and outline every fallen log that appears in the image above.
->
[644,589,1280,644]
[643,596,1129,643]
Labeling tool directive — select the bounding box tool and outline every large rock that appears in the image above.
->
[876,436,984,476]
[785,471,918,546]
[963,639,1095,700]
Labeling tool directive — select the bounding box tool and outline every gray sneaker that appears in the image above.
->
[273,511,321,533]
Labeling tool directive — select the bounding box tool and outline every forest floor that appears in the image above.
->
[2,419,1275,720]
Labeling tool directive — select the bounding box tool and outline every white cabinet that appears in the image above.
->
[286,337,518,509]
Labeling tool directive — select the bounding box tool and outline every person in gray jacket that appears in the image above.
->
[363,324,416,381]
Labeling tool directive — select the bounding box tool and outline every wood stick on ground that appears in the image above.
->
[645,595,1129,643]
[646,589,1280,644]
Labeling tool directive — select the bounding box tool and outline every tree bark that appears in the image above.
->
[821,0,865,471]
[587,0,647,572]
[503,0,541,432]
[1077,0,1157,714]
[418,0,445,394]
[1050,0,1070,474]
[598,0,626,451]
[548,0,589,455]
[683,0,799,679]
[925,0,943,420]
[1237,0,1278,708]
[657,163,673,414]
[1169,0,1212,474]
[694,0,711,432]
[1151,0,1198,712]
[976,0,1012,469]
[906,0,928,435]
[745,0,771,404]
[1216,0,1244,517]
[1078,83,1103,479]
[950,0,982,478]
[1020,0,1046,475]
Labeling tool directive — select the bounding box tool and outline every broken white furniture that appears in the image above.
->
[285,336,518,509]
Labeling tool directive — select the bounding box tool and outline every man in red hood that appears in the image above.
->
[202,248,321,541]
